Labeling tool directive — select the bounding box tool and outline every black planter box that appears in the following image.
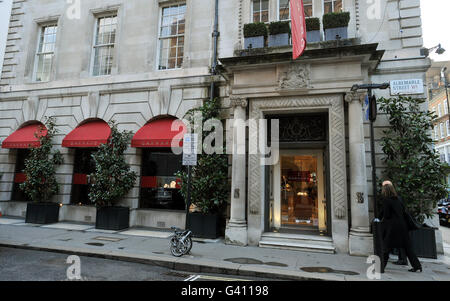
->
[187,213,222,239]
[409,227,437,259]
[25,202,60,224]
[96,206,129,231]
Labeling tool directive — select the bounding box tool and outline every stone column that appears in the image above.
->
[345,91,373,256]
[225,96,248,246]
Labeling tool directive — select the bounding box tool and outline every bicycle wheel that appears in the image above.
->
[169,237,184,257]
[185,236,193,254]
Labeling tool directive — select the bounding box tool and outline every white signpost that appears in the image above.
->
[182,133,198,229]
[182,133,198,166]
[390,79,424,96]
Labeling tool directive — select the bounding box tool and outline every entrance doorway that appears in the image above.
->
[271,149,327,234]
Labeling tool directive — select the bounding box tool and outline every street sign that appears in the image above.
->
[182,134,198,166]
[363,95,370,121]
[182,153,197,166]
[390,79,424,95]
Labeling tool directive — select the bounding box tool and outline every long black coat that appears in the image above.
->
[380,196,410,249]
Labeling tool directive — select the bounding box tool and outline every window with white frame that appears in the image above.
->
[445,100,448,115]
[324,0,343,14]
[279,0,313,20]
[92,14,117,76]
[158,3,186,70]
[447,120,450,137]
[304,0,313,18]
[438,103,442,117]
[440,122,445,139]
[434,126,438,140]
[253,0,269,23]
[34,24,57,82]
[279,0,290,20]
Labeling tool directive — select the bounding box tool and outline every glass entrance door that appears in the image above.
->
[272,150,327,233]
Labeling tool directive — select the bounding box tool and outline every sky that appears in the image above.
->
[421,0,450,62]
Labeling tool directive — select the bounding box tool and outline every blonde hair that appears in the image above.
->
[381,181,398,198]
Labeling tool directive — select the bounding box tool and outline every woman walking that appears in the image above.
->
[380,181,422,273]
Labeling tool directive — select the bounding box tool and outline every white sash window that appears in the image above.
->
[34,24,57,82]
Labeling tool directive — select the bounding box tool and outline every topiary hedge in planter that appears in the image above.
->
[176,97,229,238]
[268,21,290,47]
[244,22,268,38]
[89,121,137,230]
[268,21,290,35]
[323,11,350,40]
[323,12,350,29]
[243,22,268,49]
[379,96,449,259]
[306,17,321,31]
[306,17,321,43]
[21,117,63,224]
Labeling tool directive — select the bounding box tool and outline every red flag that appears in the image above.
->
[290,0,307,59]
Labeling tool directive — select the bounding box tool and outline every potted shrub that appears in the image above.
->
[379,96,449,259]
[21,117,63,224]
[268,21,290,47]
[89,121,137,231]
[176,98,229,239]
[243,22,268,49]
[306,17,321,43]
[323,11,350,41]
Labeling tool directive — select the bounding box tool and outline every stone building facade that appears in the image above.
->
[0,0,441,255]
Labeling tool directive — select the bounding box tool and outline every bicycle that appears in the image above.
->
[169,226,193,257]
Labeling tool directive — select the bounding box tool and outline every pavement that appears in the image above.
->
[0,216,449,281]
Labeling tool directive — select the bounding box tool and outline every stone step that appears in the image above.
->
[259,232,336,254]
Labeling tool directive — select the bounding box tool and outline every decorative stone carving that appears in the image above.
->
[278,115,326,142]
[23,96,39,122]
[278,64,311,90]
[345,91,366,105]
[230,96,248,108]
[356,192,364,204]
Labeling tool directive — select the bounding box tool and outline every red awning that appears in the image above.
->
[131,118,187,148]
[62,121,111,148]
[2,123,47,149]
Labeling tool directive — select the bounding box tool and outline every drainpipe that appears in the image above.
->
[210,0,219,101]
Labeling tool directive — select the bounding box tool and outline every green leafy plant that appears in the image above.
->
[268,21,290,35]
[306,17,321,31]
[20,117,63,203]
[322,11,350,29]
[176,98,229,215]
[379,96,449,224]
[88,121,137,208]
[243,22,268,38]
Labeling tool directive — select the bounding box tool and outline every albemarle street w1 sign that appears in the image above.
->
[390,79,424,95]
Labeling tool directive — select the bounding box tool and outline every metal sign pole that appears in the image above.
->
[185,165,192,230]
[183,133,197,230]
[368,88,384,273]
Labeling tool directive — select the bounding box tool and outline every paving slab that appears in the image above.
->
[0,218,24,225]
[85,228,118,234]
[41,223,94,231]
[120,229,172,238]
